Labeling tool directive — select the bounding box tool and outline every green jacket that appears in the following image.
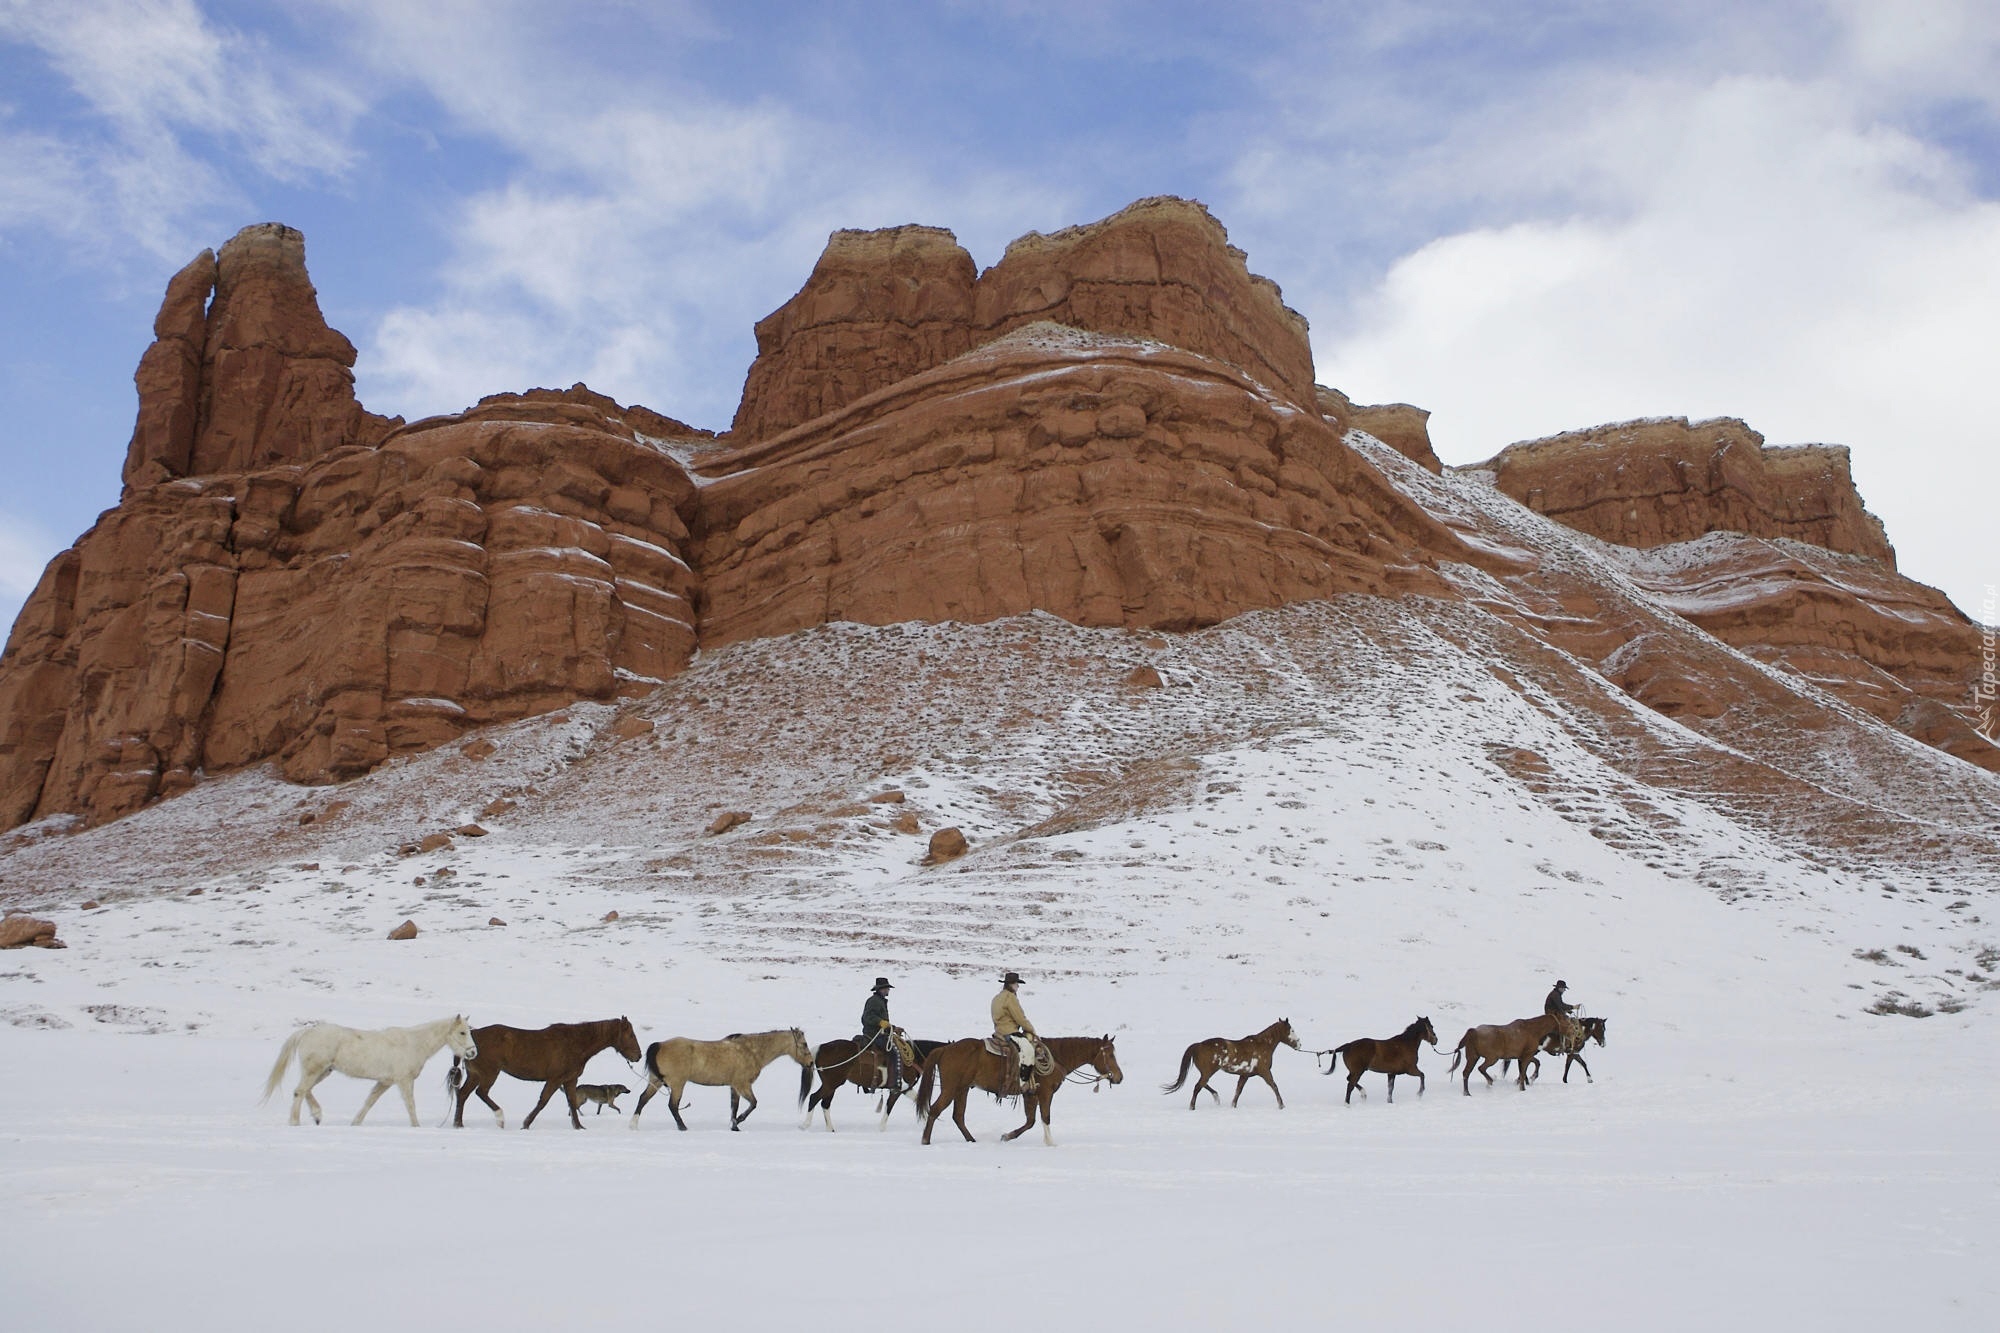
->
[861,992,890,1035]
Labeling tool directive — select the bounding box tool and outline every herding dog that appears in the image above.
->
[574,1082,631,1114]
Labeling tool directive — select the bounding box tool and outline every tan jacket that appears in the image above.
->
[991,987,1036,1040]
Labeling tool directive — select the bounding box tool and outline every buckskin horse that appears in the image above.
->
[264,1014,476,1126]
[916,1034,1123,1146]
[1161,1018,1303,1109]
[798,1035,942,1132]
[1322,1016,1439,1104]
[447,1017,641,1129]
[1448,1014,1562,1094]
[631,1028,813,1131]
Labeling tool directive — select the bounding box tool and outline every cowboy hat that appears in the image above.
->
[1000,971,1024,987]
[872,977,893,990]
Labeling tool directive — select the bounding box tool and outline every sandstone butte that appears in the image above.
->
[0,198,1991,832]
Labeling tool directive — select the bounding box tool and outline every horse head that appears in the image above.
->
[614,1016,642,1063]
[1280,1018,1302,1050]
[1417,1017,1439,1048]
[788,1027,813,1067]
[1092,1035,1124,1085]
[1588,1017,1607,1046]
[450,1015,478,1062]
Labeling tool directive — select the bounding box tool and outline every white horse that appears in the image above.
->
[262,1015,477,1126]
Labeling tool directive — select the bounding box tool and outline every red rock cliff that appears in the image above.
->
[1480,417,1894,563]
[731,197,1318,442]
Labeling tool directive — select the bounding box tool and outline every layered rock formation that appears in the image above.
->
[1475,418,1991,769]
[731,197,1318,441]
[123,224,399,489]
[696,324,1466,646]
[3,201,1994,833]
[1482,417,1894,562]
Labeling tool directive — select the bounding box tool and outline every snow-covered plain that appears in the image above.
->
[7,439,2000,1329]
[6,594,1999,1329]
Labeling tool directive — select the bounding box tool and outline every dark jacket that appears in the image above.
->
[1544,984,1576,1017]
[861,992,890,1037]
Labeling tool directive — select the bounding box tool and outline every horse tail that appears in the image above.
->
[642,1041,661,1085]
[798,1048,816,1109]
[1448,1036,1466,1073]
[1161,1043,1198,1093]
[916,1047,940,1111]
[261,1026,310,1103]
[444,1054,463,1104]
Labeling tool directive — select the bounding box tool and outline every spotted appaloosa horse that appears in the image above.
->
[263,1015,477,1126]
[1161,1018,1303,1109]
[1323,1017,1439,1104]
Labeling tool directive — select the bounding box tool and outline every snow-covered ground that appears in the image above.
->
[6,601,1999,1328]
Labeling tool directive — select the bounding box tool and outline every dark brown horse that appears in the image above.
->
[1541,1015,1607,1082]
[1448,1014,1562,1094]
[447,1017,642,1129]
[798,1036,943,1131]
[1161,1018,1303,1109]
[916,1035,1123,1146]
[1322,1016,1439,1104]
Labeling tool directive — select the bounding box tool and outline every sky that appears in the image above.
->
[2,0,1997,632]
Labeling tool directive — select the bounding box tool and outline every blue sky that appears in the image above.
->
[3,0,1998,630]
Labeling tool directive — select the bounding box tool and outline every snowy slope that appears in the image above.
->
[5,426,1999,1329]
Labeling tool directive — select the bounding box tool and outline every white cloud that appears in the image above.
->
[0,0,360,257]
[1247,15,2000,622]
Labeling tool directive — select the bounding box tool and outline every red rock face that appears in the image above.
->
[123,223,398,490]
[730,197,1318,443]
[4,200,1996,832]
[1480,417,1895,563]
[693,325,1468,648]
[2,382,705,828]
[1477,418,1990,768]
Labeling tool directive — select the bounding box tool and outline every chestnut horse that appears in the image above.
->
[1448,1014,1562,1094]
[798,1036,944,1131]
[448,1017,641,1129]
[1322,1016,1439,1104]
[1161,1018,1303,1109]
[916,1035,1123,1146]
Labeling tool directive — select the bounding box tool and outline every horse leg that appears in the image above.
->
[1001,1089,1039,1142]
[295,1061,331,1125]
[521,1079,562,1129]
[951,1086,975,1143]
[1414,1068,1425,1097]
[1567,1053,1592,1083]
[396,1079,420,1126]
[1477,1055,1497,1087]
[734,1085,759,1130]
[1345,1066,1361,1105]
[630,1077,661,1128]
[668,1081,689,1131]
[1263,1070,1285,1110]
[352,1080,392,1126]
[1387,1073,1396,1104]
[1231,1073,1251,1109]
[562,1080,584,1129]
[476,1077,506,1129]
[880,1083,897,1132]
[1191,1068,1213,1110]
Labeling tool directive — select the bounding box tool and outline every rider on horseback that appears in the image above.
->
[859,976,901,1091]
[992,970,1038,1095]
[1544,979,1585,1050]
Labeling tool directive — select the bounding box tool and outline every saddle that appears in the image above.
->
[984,1035,1051,1095]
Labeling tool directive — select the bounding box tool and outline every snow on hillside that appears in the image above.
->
[4,587,1998,1328]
